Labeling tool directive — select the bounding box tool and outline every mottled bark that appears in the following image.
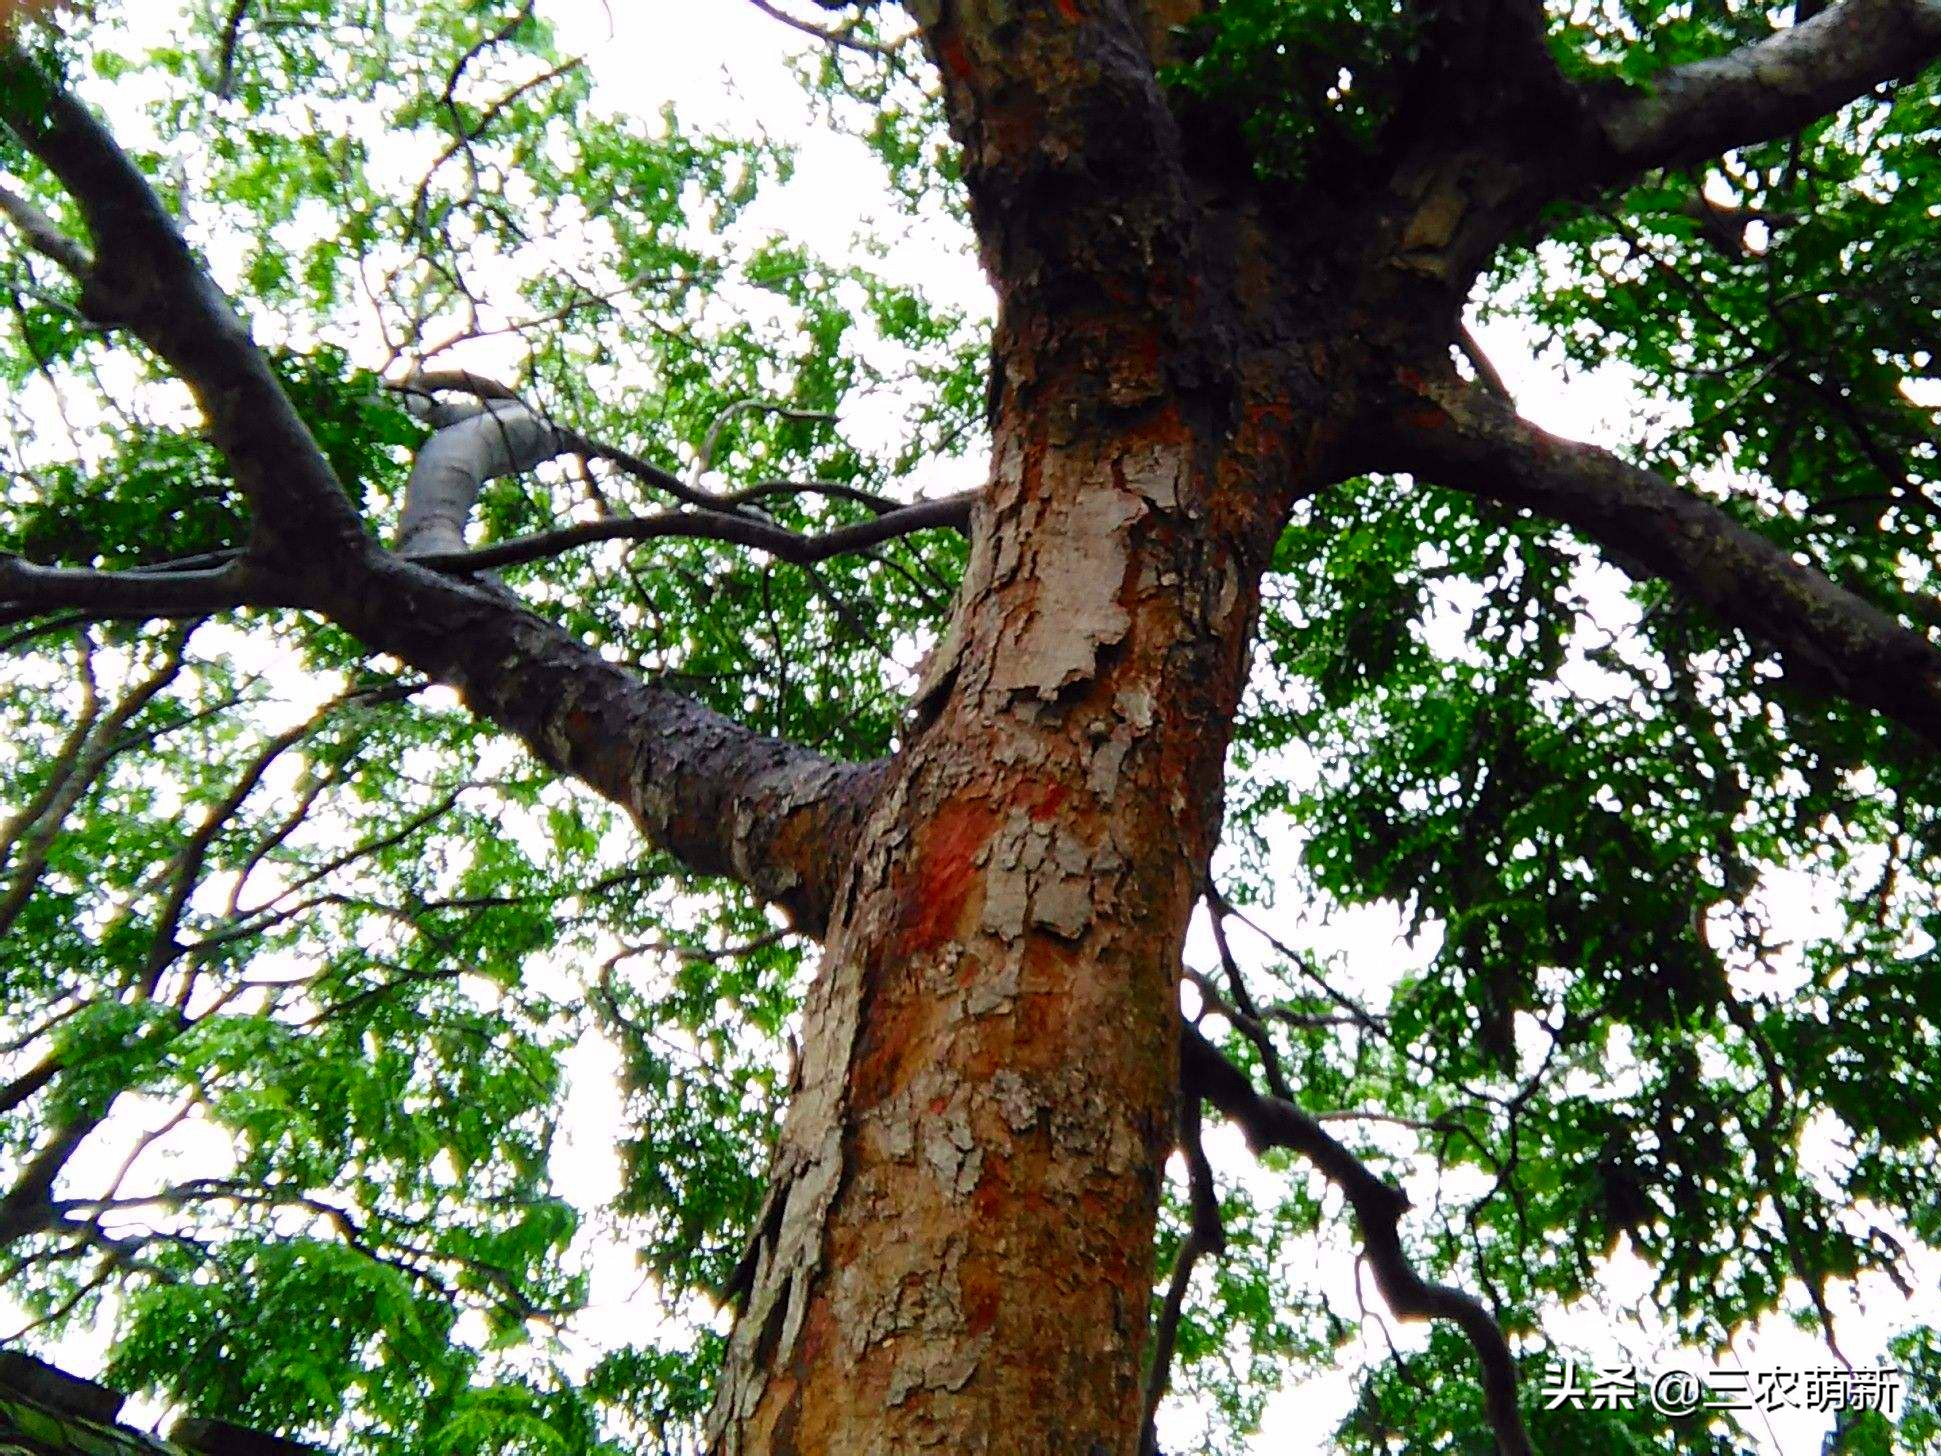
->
[708,12,1318,1443]
[709,391,1300,1456]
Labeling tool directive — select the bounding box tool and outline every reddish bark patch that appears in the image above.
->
[895,795,998,957]
[1053,0,1082,19]
[961,1262,1004,1336]
[936,31,974,80]
[970,1152,1011,1219]
[1026,782,1070,822]
[848,992,929,1108]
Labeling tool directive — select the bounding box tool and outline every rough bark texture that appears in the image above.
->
[706,8,1314,1448]
[707,414,1296,1452]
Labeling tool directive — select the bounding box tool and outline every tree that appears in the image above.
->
[1,0,1939,1451]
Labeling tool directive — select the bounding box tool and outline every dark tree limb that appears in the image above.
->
[1181,1025,1535,1456]
[303,559,890,937]
[407,492,976,573]
[1139,1092,1224,1456]
[0,179,89,275]
[0,44,370,564]
[1592,0,1941,177]
[0,554,249,623]
[210,0,252,99]
[1374,368,1941,750]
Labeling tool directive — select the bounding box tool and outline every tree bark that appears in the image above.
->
[708,383,1298,1454]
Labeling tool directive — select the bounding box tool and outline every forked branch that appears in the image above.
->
[1181,1025,1535,1456]
[0,47,891,938]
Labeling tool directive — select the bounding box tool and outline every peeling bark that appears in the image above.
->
[706,151,1315,1436]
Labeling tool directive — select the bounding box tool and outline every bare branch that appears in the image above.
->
[392,374,776,517]
[408,491,976,573]
[0,180,89,276]
[1181,1025,1535,1456]
[745,0,904,55]
[1595,0,1941,176]
[1139,1093,1224,1456]
[211,0,251,99]
[1375,368,1941,749]
[395,397,576,556]
[0,553,248,624]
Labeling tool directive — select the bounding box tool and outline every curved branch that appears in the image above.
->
[1375,369,1941,750]
[390,377,973,571]
[408,491,976,573]
[392,375,728,514]
[0,46,370,563]
[1594,0,1941,176]
[391,376,930,549]
[1180,1025,1535,1456]
[0,554,248,624]
[395,397,577,556]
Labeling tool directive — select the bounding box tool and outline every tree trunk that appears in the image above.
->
[707,260,1315,1446]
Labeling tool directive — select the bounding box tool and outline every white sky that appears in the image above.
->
[5,3,1937,1453]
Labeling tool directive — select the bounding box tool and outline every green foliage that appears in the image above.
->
[0,3,984,1451]
[1161,0,1420,180]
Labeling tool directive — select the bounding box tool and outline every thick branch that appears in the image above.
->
[1181,1025,1534,1456]
[0,46,369,561]
[393,375,728,514]
[312,556,885,937]
[0,554,248,624]
[1595,0,1941,175]
[1377,371,1941,749]
[917,0,1202,338]
[396,398,577,556]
